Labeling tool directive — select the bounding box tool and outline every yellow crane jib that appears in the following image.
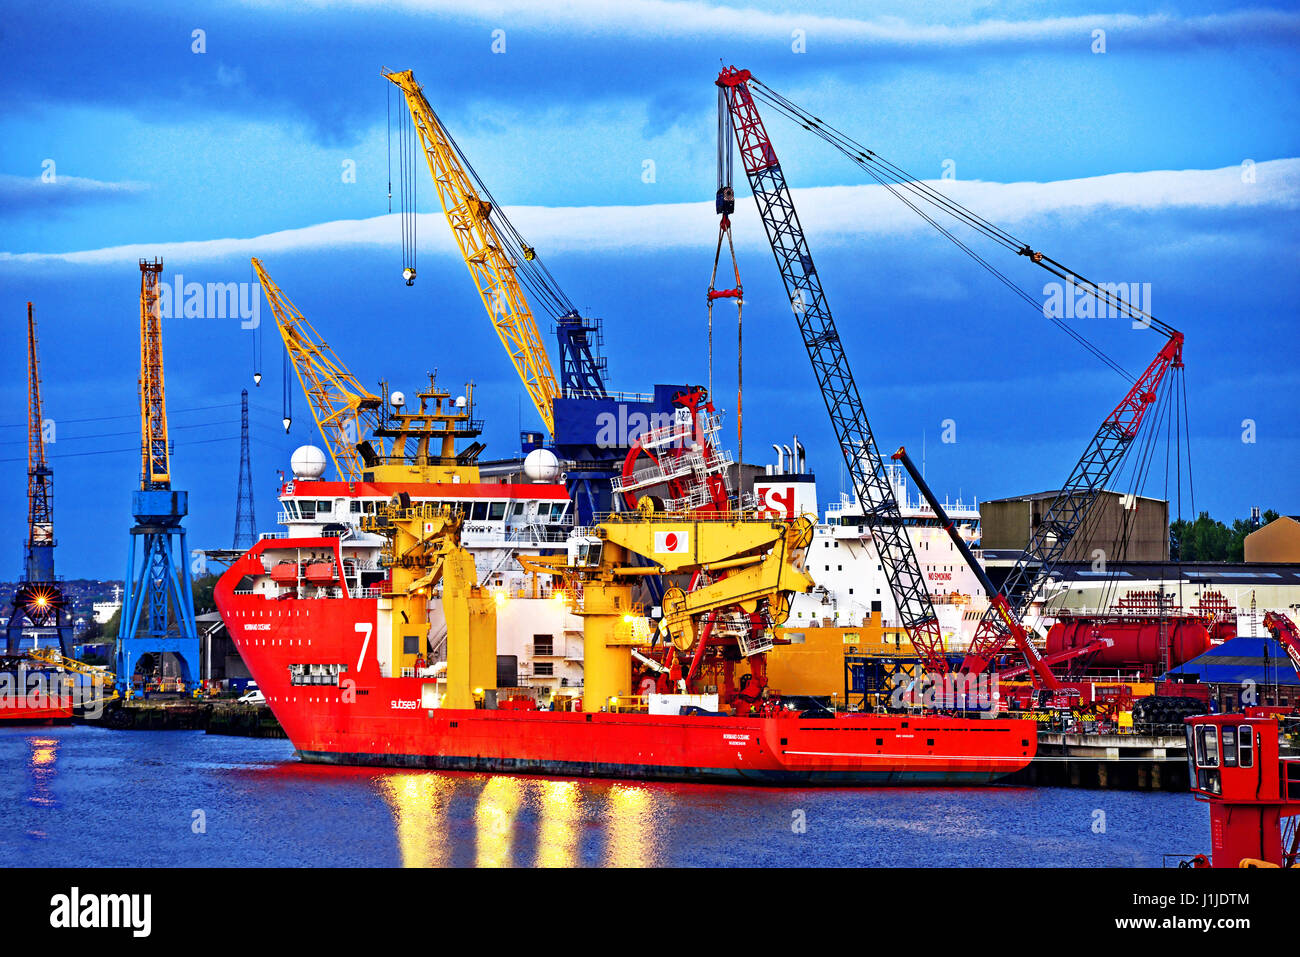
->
[251,257,384,480]
[384,68,561,436]
[360,501,496,710]
[138,259,171,489]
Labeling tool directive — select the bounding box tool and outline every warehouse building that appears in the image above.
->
[980,489,1168,563]
[1244,515,1300,563]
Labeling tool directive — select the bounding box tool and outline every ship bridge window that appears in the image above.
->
[512,502,527,518]
[299,501,316,519]
[350,501,362,514]
[470,502,489,521]
[284,500,300,519]
[488,502,507,521]
[317,500,332,515]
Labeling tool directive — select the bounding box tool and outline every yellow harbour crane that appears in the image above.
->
[251,257,384,480]
[384,68,562,436]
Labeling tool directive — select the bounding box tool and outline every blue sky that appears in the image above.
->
[2,0,1298,579]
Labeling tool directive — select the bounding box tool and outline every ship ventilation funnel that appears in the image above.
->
[772,444,784,474]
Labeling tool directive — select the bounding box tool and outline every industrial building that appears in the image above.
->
[980,489,1168,562]
[1245,514,1300,563]
[1037,561,1300,620]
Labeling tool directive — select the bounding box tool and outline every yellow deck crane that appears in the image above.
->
[521,513,815,712]
[384,68,562,436]
[360,502,496,709]
[251,257,385,480]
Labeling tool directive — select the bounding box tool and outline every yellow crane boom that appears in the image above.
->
[251,257,383,480]
[138,259,171,489]
[384,68,561,436]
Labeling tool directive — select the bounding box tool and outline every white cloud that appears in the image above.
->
[251,0,1300,49]
[0,173,149,205]
[3,159,1294,266]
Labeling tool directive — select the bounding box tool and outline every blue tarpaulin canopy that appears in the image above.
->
[1164,636,1300,686]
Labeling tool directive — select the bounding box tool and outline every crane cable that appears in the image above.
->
[745,77,1193,381]
[435,104,579,322]
[708,85,744,460]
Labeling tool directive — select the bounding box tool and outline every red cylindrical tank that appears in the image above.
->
[1046,615,1214,670]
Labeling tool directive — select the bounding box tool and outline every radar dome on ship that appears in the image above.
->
[291,445,328,480]
[523,448,560,482]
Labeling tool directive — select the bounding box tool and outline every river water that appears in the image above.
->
[0,725,1208,867]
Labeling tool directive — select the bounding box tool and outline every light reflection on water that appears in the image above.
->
[377,772,664,868]
[26,736,60,838]
[536,780,580,868]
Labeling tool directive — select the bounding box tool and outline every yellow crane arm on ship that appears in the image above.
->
[384,68,561,437]
[251,257,384,480]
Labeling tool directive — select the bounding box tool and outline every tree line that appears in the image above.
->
[1169,509,1280,562]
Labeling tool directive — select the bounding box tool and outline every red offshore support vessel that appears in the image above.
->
[214,391,1036,786]
[216,529,1034,784]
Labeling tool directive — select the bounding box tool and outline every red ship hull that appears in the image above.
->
[217,546,1036,786]
[294,709,1035,785]
[0,694,73,725]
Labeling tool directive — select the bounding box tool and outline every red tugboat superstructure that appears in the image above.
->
[1185,708,1300,867]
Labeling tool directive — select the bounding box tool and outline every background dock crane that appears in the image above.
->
[115,258,201,688]
[252,257,385,481]
[6,302,70,654]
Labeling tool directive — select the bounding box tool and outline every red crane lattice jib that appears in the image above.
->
[25,303,53,545]
[716,65,948,674]
[1108,332,1184,439]
[960,330,1185,677]
[1263,612,1300,676]
[717,68,779,175]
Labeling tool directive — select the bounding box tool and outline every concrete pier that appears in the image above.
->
[81,699,286,738]
[1005,731,1188,791]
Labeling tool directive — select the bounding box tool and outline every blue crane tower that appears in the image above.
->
[115,259,200,689]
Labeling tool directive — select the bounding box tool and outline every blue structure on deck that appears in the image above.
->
[540,383,692,525]
[1165,635,1300,697]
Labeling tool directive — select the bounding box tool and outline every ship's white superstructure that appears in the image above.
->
[251,448,586,691]
[754,443,990,648]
